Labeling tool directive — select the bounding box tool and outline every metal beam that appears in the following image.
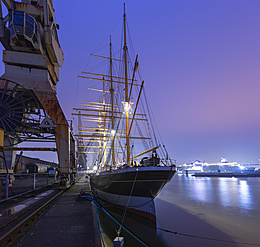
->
[4,147,57,151]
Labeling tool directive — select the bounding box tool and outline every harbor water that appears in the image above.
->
[100,174,260,247]
[156,175,260,247]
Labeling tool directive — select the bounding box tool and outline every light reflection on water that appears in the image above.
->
[218,178,239,207]
[238,180,252,211]
[156,175,260,246]
[169,176,254,211]
[192,177,212,203]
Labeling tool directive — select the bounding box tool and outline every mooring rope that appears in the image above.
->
[94,203,106,247]
[156,227,260,246]
[117,169,139,237]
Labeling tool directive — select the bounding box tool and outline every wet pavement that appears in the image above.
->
[14,176,101,247]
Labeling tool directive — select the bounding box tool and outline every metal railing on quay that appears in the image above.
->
[0,173,58,202]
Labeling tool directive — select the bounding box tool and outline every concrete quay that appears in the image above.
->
[15,176,101,247]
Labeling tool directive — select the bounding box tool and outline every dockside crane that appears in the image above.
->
[0,0,76,187]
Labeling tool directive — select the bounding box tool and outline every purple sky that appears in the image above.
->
[1,0,260,165]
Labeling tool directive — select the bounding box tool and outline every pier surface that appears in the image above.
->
[14,176,101,247]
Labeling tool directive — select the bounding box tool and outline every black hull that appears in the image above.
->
[90,166,175,198]
[90,166,175,221]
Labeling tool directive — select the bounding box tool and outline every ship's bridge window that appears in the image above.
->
[8,11,38,47]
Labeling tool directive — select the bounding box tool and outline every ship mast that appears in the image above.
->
[123,3,130,165]
[110,36,115,166]
[103,78,107,166]
[98,103,102,164]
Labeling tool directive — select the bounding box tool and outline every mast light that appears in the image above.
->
[122,101,133,114]
[111,130,116,136]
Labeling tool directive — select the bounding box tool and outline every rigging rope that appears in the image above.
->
[92,17,122,55]
[135,121,149,151]
[157,228,260,246]
[143,89,158,147]
[117,169,138,237]
[142,88,169,160]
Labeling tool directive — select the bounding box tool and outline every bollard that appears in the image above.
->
[113,237,124,247]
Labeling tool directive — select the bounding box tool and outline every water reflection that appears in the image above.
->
[192,177,214,203]
[217,178,252,211]
[157,176,260,246]
[98,206,168,247]
[177,176,254,211]
[238,180,252,213]
[218,178,239,207]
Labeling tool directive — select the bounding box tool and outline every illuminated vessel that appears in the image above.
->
[73,5,176,221]
[179,159,260,177]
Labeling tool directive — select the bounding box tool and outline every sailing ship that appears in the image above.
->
[73,6,176,222]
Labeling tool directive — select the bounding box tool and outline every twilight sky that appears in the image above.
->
[1,0,260,165]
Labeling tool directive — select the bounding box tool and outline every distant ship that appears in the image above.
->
[73,5,176,221]
[178,159,260,177]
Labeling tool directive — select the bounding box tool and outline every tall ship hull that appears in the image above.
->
[90,166,175,221]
